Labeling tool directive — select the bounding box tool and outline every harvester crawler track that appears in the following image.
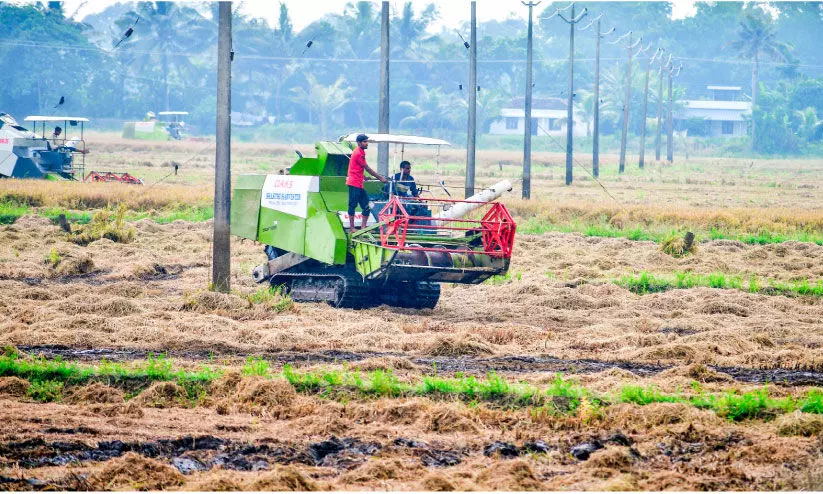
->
[378,282,440,310]
[270,267,371,309]
[266,264,441,310]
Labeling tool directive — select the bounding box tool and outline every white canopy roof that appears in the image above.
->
[341,133,451,146]
[158,111,189,115]
[24,116,89,122]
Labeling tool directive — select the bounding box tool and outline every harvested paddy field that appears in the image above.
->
[1,217,822,490]
[0,136,822,490]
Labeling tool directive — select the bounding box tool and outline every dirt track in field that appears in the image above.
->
[1,216,823,490]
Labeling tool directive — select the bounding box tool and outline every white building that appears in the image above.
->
[489,97,586,137]
[677,86,751,138]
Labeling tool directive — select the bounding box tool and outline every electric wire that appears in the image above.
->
[534,122,622,204]
[1,38,822,69]
[140,141,214,191]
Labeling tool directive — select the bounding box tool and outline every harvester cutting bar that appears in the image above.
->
[377,196,516,258]
[83,171,143,185]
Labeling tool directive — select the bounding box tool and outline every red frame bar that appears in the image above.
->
[377,196,516,258]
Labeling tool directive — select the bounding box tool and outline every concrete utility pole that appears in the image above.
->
[465,1,477,199]
[557,3,587,186]
[655,54,671,161]
[612,31,641,173]
[213,1,232,293]
[639,47,662,169]
[666,63,682,163]
[377,1,390,176]
[521,1,540,199]
[580,15,613,178]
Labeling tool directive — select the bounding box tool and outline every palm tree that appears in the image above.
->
[732,10,790,148]
[290,74,353,136]
[793,107,820,142]
[574,90,595,137]
[116,2,214,111]
[398,85,449,135]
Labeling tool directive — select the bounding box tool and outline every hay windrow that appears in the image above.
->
[424,333,495,356]
[356,356,420,372]
[182,291,249,313]
[66,382,125,404]
[236,377,297,409]
[248,466,322,491]
[133,382,189,408]
[775,412,823,437]
[87,452,185,491]
[421,473,457,491]
[658,363,734,383]
[0,376,30,397]
[426,404,480,433]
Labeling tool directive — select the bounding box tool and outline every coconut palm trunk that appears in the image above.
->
[751,52,758,148]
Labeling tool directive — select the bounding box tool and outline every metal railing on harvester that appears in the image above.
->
[377,196,516,258]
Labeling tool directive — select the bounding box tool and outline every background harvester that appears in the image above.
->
[231,136,517,309]
[0,113,87,180]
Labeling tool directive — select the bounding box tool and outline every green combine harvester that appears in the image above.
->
[231,134,517,309]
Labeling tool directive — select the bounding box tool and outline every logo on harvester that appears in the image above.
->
[264,191,301,202]
[260,175,318,219]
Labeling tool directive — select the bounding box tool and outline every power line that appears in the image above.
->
[2,38,823,68]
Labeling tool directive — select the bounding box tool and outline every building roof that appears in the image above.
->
[501,109,569,119]
[707,85,742,91]
[679,100,751,121]
[684,100,751,111]
[507,97,567,110]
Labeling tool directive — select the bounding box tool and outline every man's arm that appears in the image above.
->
[364,164,387,183]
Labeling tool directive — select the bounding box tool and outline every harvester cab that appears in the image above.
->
[231,135,516,309]
[0,113,87,180]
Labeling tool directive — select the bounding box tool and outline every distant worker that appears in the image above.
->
[390,160,420,198]
[346,134,386,230]
[51,126,63,148]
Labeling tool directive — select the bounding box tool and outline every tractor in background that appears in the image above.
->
[122,111,188,141]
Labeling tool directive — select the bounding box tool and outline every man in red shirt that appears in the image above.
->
[346,134,386,230]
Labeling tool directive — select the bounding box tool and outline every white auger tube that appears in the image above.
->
[433,180,513,220]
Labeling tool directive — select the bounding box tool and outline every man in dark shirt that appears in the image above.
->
[346,134,386,230]
[390,160,420,197]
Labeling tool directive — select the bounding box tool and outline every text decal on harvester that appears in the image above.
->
[260,174,319,218]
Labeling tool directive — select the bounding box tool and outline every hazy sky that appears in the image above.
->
[63,0,699,33]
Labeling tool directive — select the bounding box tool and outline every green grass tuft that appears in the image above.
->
[242,356,271,377]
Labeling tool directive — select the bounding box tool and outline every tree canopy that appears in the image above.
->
[0,1,820,153]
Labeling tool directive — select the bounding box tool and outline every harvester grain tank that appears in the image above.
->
[231,135,517,309]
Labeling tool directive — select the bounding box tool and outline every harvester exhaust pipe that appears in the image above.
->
[434,179,513,221]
